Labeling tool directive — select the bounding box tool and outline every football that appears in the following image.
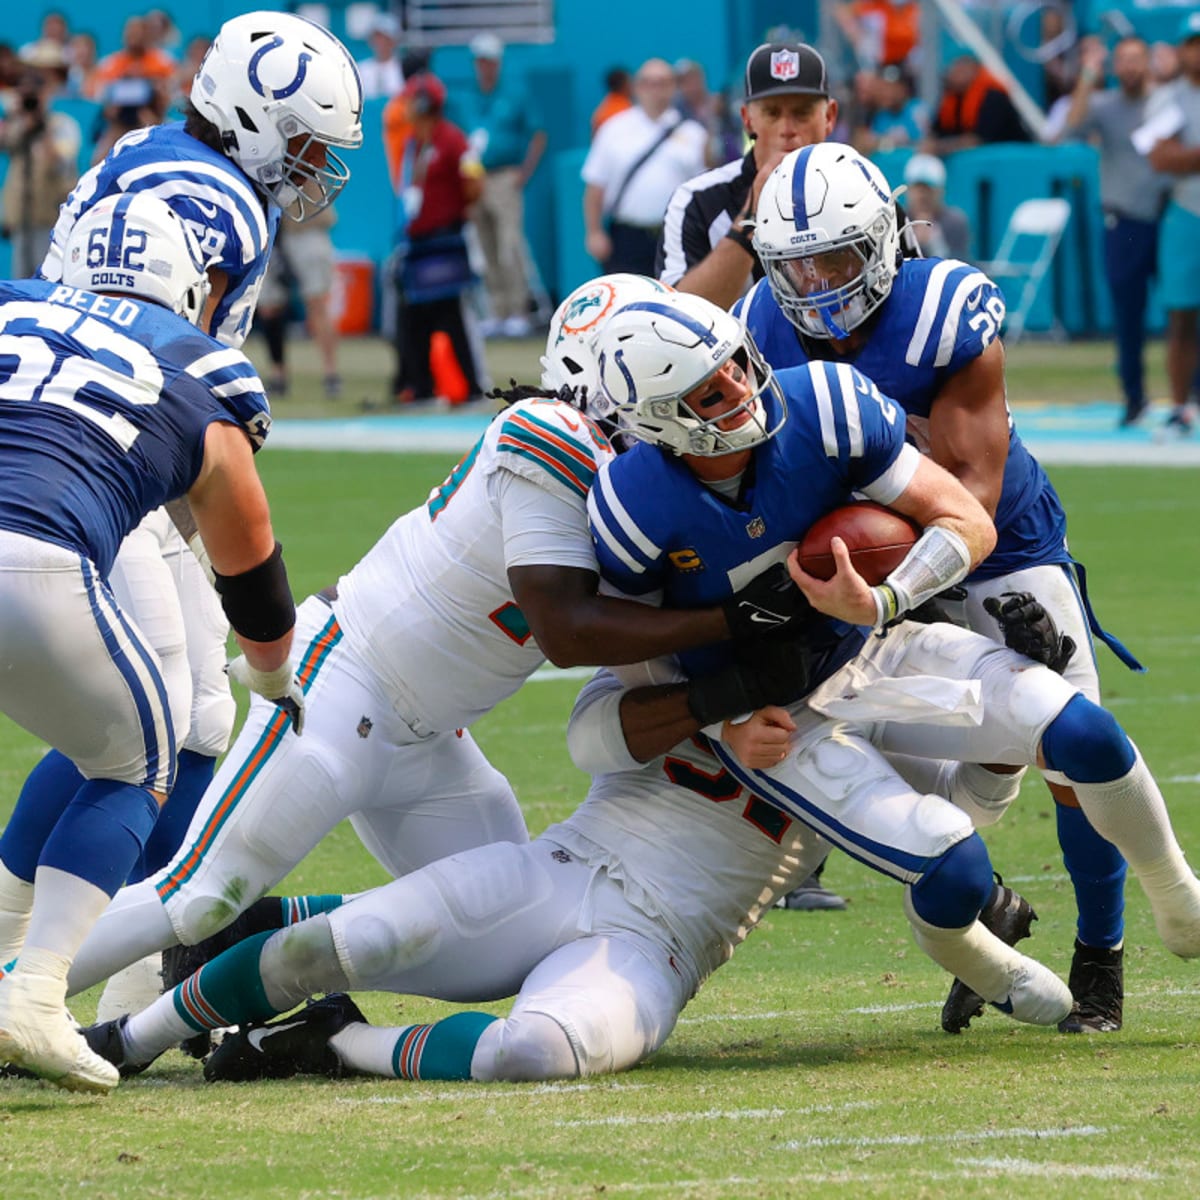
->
[797,502,922,584]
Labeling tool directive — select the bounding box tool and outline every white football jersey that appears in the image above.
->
[335,399,613,733]
[548,670,827,983]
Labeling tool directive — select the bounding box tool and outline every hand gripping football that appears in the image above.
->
[797,502,921,584]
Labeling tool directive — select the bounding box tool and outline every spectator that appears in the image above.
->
[451,33,546,338]
[657,42,836,309]
[168,35,210,117]
[255,203,342,399]
[1145,11,1200,437]
[928,54,1029,153]
[91,72,167,164]
[834,0,920,69]
[357,12,404,101]
[582,57,706,276]
[673,57,720,164]
[390,73,487,405]
[19,12,70,68]
[88,16,175,102]
[143,9,181,60]
[862,63,927,151]
[63,31,98,100]
[591,66,632,136]
[1062,36,1169,427]
[0,62,80,276]
[901,153,970,261]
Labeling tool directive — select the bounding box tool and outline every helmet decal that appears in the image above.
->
[248,36,313,100]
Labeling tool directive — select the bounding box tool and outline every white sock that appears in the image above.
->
[0,860,35,968]
[1071,750,1188,872]
[67,879,177,996]
[22,866,112,962]
[328,1022,397,1075]
[121,992,195,1066]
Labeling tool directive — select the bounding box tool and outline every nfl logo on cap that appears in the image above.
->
[771,49,799,81]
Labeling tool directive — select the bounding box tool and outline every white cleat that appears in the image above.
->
[0,972,119,1094]
[991,955,1074,1027]
[96,953,164,1023]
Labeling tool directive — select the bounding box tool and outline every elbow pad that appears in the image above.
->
[213,542,296,643]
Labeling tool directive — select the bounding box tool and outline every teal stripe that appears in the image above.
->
[428,438,483,519]
[498,444,590,498]
[501,415,597,484]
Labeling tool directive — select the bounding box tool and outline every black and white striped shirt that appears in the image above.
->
[655,150,762,287]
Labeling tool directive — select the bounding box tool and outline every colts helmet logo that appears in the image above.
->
[770,49,800,81]
[248,35,313,100]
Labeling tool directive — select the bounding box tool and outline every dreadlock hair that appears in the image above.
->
[488,380,587,411]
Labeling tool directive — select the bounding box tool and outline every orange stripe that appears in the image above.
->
[497,435,589,495]
[504,412,597,471]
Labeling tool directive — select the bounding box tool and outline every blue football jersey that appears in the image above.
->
[0,278,271,576]
[588,360,920,682]
[38,124,278,348]
[739,258,1070,580]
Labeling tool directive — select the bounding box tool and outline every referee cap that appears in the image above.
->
[744,42,829,101]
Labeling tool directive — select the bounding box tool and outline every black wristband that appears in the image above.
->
[214,541,296,643]
[725,224,755,255]
[686,666,755,728]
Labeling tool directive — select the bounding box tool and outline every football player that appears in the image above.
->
[8,13,364,1017]
[744,143,1138,1033]
[0,193,300,1093]
[58,275,812,1027]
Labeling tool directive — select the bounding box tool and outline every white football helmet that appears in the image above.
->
[62,192,212,326]
[191,11,363,220]
[754,142,901,340]
[593,292,786,457]
[540,273,673,409]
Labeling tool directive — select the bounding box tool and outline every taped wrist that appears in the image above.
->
[237,660,296,701]
[875,526,972,627]
[725,222,756,255]
[213,542,296,643]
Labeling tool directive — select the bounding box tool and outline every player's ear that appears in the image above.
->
[824,97,839,136]
[741,102,757,140]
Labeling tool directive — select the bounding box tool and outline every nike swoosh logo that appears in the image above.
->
[560,415,580,431]
[748,610,783,624]
[193,200,219,219]
[247,1019,304,1051]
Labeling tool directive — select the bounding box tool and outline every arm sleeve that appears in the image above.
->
[495,469,599,572]
[566,669,644,776]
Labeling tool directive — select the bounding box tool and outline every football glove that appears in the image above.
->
[687,636,813,727]
[723,562,813,640]
[227,656,306,734]
[983,591,1076,675]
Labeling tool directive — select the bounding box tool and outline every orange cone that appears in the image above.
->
[430,330,470,404]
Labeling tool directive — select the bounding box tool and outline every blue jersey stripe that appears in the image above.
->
[791,145,817,231]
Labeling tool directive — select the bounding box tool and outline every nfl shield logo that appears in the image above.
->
[746,516,766,538]
[770,49,800,81]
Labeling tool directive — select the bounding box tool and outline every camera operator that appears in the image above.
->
[91,75,166,164]
[0,65,80,277]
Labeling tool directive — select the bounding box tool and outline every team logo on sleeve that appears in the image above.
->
[745,517,766,539]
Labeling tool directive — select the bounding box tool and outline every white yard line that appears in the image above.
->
[781,1123,1110,1150]
[956,1156,1160,1181]
[554,1100,878,1128]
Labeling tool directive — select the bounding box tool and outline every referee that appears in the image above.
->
[656,42,837,308]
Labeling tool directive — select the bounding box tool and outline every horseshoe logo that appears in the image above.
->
[248,36,313,99]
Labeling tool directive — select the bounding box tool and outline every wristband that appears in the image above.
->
[725,224,756,255]
[871,583,899,629]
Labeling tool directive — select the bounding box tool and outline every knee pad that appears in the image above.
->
[473,1009,580,1083]
[909,832,994,929]
[1041,694,1135,784]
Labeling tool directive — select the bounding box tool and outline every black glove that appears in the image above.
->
[722,562,813,640]
[983,591,1076,674]
[687,636,812,727]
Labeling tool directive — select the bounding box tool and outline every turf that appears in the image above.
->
[1,364,1199,1198]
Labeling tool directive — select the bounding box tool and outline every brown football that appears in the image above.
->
[797,502,922,584]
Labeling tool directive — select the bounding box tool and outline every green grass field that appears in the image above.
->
[2,338,1199,1199]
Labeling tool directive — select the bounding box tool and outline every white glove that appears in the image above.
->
[226,655,305,735]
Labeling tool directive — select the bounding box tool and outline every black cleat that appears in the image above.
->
[79,1015,150,1078]
[941,875,1038,1034]
[162,897,288,1060]
[202,993,366,1083]
[774,872,849,911]
[1058,940,1123,1033]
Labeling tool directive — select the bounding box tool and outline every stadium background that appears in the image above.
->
[2,0,1194,337]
